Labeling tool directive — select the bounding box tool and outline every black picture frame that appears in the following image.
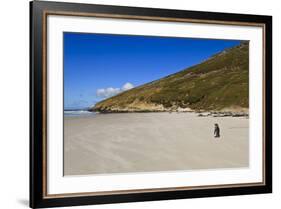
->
[30,1,272,208]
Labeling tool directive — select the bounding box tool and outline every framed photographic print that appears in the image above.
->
[30,0,272,208]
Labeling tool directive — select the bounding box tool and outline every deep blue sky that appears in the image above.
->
[64,32,241,109]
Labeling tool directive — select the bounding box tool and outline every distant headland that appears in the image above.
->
[90,42,249,116]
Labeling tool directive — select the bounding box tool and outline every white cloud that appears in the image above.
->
[122,82,134,91]
[96,87,121,98]
[96,82,134,99]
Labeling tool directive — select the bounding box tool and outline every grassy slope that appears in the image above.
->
[91,42,249,112]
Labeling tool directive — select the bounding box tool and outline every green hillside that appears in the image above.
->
[91,42,249,113]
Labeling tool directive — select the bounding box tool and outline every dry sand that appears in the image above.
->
[64,112,249,176]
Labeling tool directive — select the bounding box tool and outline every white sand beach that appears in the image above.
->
[64,112,249,176]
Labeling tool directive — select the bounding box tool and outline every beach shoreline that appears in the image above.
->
[64,112,249,176]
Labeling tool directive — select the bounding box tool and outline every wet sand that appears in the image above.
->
[64,112,249,175]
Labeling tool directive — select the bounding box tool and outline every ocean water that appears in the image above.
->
[64,110,96,117]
